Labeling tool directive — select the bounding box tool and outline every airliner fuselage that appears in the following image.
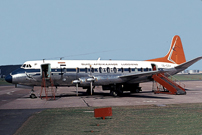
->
[8,60,177,87]
[5,35,202,97]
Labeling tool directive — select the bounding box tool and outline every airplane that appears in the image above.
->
[5,35,202,98]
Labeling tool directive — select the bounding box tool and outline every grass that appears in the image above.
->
[0,78,11,86]
[15,103,202,135]
[172,74,202,81]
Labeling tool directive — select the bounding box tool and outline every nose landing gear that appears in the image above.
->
[30,89,37,98]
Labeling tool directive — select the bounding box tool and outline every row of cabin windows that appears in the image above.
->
[62,67,153,73]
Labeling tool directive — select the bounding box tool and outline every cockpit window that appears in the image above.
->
[22,64,32,68]
[21,64,26,68]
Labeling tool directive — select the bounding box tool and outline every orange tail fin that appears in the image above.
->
[146,35,186,64]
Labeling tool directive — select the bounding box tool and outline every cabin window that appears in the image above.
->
[88,68,91,72]
[94,68,98,72]
[91,68,94,73]
[85,68,88,73]
[121,68,124,73]
[79,68,85,72]
[129,68,131,73]
[144,68,149,71]
[138,68,143,72]
[67,68,76,72]
[77,68,79,73]
[124,68,129,72]
[63,68,67,73]
[99,67,102,73]
[107,67,110,73]
[105,68,108,72]
[113,67,117,73]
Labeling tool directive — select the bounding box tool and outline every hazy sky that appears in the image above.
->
[0,1,202,69]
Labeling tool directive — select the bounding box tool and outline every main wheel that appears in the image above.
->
[130,87,142,93]
[110,90,118,97]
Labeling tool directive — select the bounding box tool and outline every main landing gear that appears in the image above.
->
[86,86,95,95]
[109,85,123,97]
[109,84,142,97]
[110,90,123,97]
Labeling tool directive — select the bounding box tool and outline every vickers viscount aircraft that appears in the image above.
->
[5,35,202,98]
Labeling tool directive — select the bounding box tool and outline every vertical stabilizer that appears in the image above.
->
[146,35,186,64]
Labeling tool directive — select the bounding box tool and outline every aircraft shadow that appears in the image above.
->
[53,91,173,99]
[21,90,172,100]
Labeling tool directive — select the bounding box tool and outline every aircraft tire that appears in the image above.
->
[110,90,123,97]
[110,90,118,97]
[130,87,142,93]
[30,94,37,99]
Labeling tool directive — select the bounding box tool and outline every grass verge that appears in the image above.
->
[15,103,202,135]
[0,78,11,86]
[172,74,202,81]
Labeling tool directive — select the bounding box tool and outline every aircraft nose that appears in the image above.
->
[5,75,12,83]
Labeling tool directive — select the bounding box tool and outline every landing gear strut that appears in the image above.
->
[86,86,95,95]
[110,85,123,97]
[30,89,37,99]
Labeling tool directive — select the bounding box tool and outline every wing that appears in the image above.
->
[119,56,202,82]
[119,70,164,82]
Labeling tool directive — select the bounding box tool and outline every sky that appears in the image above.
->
[0,0,202,70]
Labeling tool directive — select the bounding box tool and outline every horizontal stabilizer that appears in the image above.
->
[175,56,202,72]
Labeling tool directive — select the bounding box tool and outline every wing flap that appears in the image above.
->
[119,70,164,80]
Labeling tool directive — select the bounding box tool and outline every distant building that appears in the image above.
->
[179,70,201,74]
[0,65,21,78]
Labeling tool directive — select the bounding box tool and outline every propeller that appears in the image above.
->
[72,65,96,96]
[72,79,80,96]
[87,65,95,95]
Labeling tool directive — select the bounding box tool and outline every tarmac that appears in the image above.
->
[0,81,202,134]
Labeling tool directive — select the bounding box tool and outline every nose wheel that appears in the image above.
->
[30,89,37,98]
